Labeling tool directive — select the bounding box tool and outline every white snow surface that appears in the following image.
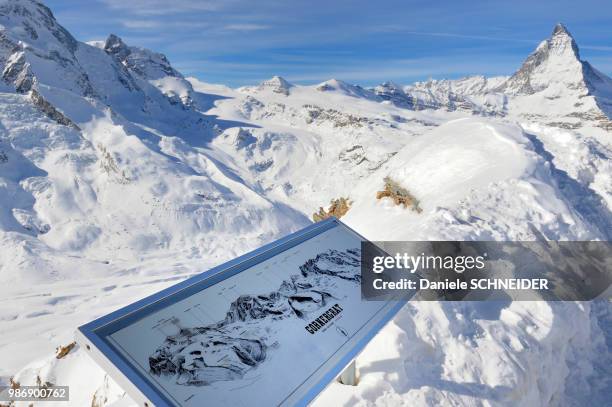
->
[0,2,610,406]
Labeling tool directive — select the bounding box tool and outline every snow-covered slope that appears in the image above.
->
[0,0,308,385]
[343,118,610,241]
[0,2,610,406]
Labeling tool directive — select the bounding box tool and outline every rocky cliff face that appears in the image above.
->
[0,0,201,126]
[103,33,196,107]
[0,0,95,96]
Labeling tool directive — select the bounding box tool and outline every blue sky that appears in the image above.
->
[46,0,612,87]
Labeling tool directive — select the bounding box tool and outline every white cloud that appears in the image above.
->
[120,20,162,29]
[101,0,224,15]
[375,28,537,44]
[582,45,612,52]
[223,24,269,31]
[119,19,210,30]
[178,55,521,85]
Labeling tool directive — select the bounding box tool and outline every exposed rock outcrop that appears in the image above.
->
[312,197,352,221]
[376,176,422,212]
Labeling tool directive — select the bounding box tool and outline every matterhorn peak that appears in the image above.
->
[552,23,571,37]
[497,23,586,95]
[548,22,580,58]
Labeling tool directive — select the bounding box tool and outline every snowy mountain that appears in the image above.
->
[497,23,612,130]
[498,23,612,103]
[0,1,610,406]
[372,75,508,115]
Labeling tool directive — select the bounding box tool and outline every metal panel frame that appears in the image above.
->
[77,218,408,407]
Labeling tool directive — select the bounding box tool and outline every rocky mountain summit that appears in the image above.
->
[0,0,85,93]
[246,75,293,95]
[498,23,612,128]
[369,24,612,127]
[0,0,204,131]
[499,24,602,96]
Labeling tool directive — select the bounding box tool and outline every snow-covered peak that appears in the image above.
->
[257,75,293,94]
[376,81,403,92]
[371,76,507,115]
[0,0,77,53]
[238,75,293,96]
[103,34,130,61]
[315,78,346,88]
[497,23,612,126]
[103,34,182,81]
[0,1,197,123]
[408,75,507,96]
[100,34,199,109]
[316,78,376,99]
[552,22,572,38]
[263,75,292,87]
[372,81,414,108]
[0,0,96,96]
[549,23,580,58]
[497,23,587,96]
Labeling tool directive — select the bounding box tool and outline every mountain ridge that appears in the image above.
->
[1,2,611,131]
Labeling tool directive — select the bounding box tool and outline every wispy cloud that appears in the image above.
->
[174,54,523,87]
[223,24,269,32]
[119,19,210,30]
[100,0,225,15]
[399,30,538,44]
[48,0,612,87]
[372,26,538,44]
[285,57,520,84]
[120,19,162,29]
[587,56,612,72]
[582,45,612,52]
